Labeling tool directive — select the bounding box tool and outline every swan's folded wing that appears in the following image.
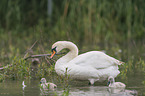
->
[68,51,122,69]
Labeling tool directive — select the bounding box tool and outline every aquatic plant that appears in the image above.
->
[62,87,70,96]
[1,56,31,80]
[35,62,55,79]
[0,74,5,82]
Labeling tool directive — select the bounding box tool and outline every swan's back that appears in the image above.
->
[109,82,126,88]
[68,51,122,69]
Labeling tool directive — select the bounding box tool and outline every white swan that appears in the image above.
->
[40,78,57,90]
[107,76,126,88]
[50,41,123,85]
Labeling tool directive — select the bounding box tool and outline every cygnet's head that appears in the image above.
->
[40,78,46,84]
[107,76,115,85]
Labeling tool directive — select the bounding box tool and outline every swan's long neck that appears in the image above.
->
[110,78,115,85]
[56,42,78,65]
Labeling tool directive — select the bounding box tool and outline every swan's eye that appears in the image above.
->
[51,47,57,53]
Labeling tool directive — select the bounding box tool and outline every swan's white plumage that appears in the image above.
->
[69,51,121,68]
[51,41,123,84]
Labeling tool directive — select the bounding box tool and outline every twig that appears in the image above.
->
[23,52,65,60]
[23,40,38,58]
[0,52,65,70]
[45,56,52,65]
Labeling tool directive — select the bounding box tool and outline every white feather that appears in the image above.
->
[22,81,26,90]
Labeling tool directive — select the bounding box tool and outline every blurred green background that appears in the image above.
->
[0,0,144,45]
[0,0,145,71]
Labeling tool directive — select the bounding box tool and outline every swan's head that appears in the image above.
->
[50,41,78,58]
[107,76,115,85]
[40,78,46,84]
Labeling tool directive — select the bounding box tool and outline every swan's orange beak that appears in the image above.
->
[50,50,56,59]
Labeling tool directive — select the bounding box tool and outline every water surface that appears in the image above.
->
[0,74,144,96]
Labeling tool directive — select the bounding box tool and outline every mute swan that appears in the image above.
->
[50,41,123,85]
[40,78,57,90]
[107,76,126,88]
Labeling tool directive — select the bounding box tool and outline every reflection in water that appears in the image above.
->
[108,87,137,96]
[40,89,57,96]
[40,86,138,96]
[67,86,137,96]
[108,87,125,94]
[66,86,109,96]
[0,80,140,96]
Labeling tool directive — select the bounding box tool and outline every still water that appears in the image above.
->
[0,74,144,96]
